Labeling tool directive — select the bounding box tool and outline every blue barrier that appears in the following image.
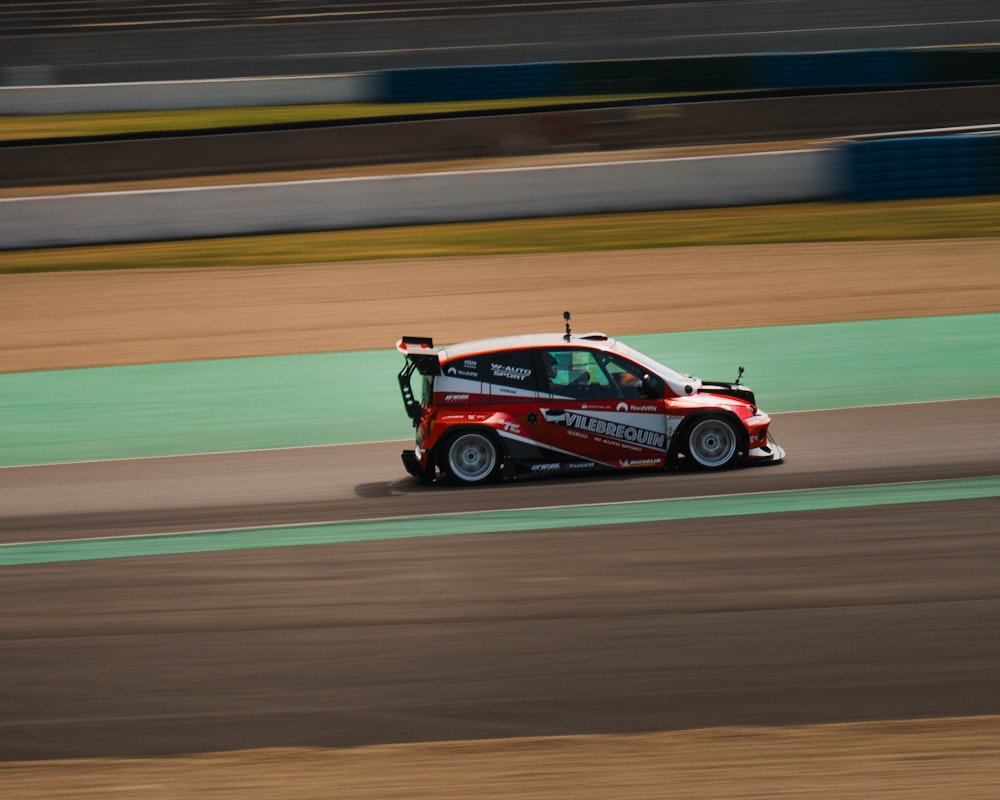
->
[375,47,1000,103]
[756,50,920,89]
[840,133,1000,201]
[377,62,570,103]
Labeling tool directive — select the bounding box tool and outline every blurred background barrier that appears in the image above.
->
[349,46,1000,101]
[3,3,999,246]
[377,62,570,104]
[840,130,1000,200]
[4,127,1000,248]
[0,149,835,249]
[0,74,377,115]
[378,47,1000,103]
[4,86,1000,187]
[568,55,756,96]
[4,47,1000,111]
[754,50,917,90]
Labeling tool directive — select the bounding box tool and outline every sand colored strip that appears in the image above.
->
[3,717,1000,800]
[3,239,1000,373]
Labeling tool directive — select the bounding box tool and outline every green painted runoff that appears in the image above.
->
[1,313,997,467]
[1,476,996,566]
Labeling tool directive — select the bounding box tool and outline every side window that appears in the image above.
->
[604,354,646,399]
[444,355,482,381]
[543,349,617,400]
[437,354,483,405]
[487,350,539,401]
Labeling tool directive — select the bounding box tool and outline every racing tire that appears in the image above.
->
[442,430,500,485]
[682,414,742,470]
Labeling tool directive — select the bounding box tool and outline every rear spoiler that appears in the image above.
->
[396,336,442,376]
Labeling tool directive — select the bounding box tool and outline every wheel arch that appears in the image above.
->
[433,424,509,484]
[671,409,750,466]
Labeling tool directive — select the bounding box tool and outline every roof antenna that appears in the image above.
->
[563,311,572,342]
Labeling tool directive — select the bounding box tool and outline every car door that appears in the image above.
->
[478,348,546,454]
[533,347,670,469]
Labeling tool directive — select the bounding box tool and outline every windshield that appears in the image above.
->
[609,340,701,396]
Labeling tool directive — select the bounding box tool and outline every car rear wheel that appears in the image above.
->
[683,415,740,469]
[443,431,499,484]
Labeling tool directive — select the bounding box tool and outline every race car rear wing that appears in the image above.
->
[396,336,442,376]
[397,336,442,425]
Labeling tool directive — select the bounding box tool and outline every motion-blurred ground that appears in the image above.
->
[3,229,999,800]
[3,238,999,372]
[5,717,1000,799]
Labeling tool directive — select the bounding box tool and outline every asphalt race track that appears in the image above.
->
[2,399,998,760]
[4,0,1000,81]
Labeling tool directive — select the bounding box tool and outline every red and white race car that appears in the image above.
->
[396,316,784,484]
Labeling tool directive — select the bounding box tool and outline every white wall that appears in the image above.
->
[0,150,836,249]
[0,74,376,114]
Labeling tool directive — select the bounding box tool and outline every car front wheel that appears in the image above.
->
[442,431,499,484]
[683,415,741,469]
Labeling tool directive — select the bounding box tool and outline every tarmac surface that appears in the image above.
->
[0,234,1000,772]
[1,237,998,796]
[2,401,999,759]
